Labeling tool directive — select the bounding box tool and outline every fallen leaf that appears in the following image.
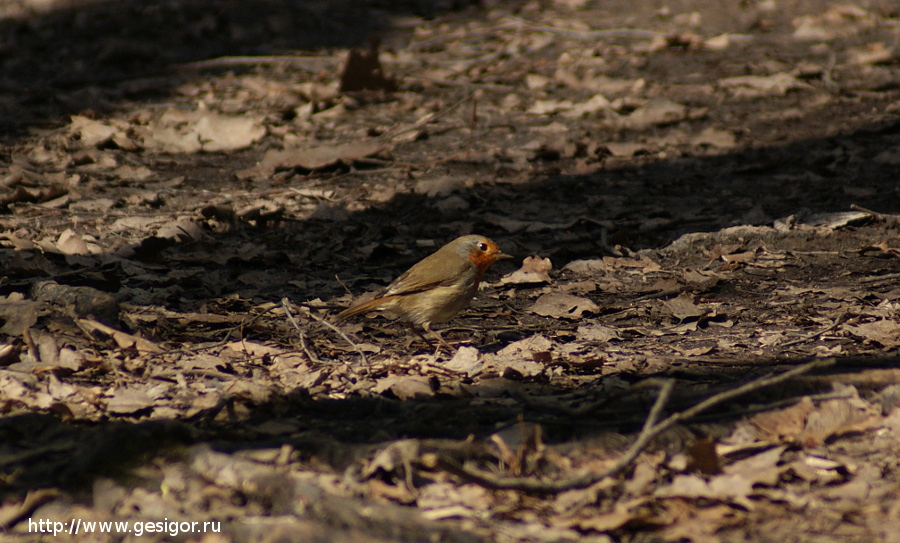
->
[655,473,753,508]
[724,446,786,486]
[373,375,434,400]
[56,229,91,255]
[624,98,696,128]
[682,270,719,290]
[601,142,650,157]
[564,259,609,275]
[487,335,554,378]
[530,292,599,319]
[662,293,708,321]
[418,483,493,518]
[749,396,815,442]
[718,73,809,98]
[445,346,484,377]
[798,386,883,447]
[704,33,753,50]
[690,127,736,148]
[527,99,576,115]
[139,107,265,153]
[574,498,651,532]
[68,115,120,147]
[660,502,737,542]
[106,386,155,414]
[78,319,161,353]
[561,94,611,118]
[843,319,900,348]
[850,42,896,65]
[0,297,38,336]
[576,323,621,343]
[501,256,553,285]
[246,141,389,178]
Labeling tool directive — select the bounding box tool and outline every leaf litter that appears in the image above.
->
[1,0,900,542]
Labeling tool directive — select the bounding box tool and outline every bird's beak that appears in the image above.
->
[496,251,513,260]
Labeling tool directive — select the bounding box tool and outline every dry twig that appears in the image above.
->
[178,55,331,71]
[436,358,835,493]
[375,92,473,143]
[288,299,368,365]
[281,298,320,364]
[778,312,847,349]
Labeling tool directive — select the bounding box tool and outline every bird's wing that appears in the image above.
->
[383,252,474,296]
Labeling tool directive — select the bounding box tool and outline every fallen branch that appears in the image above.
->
[281,298,320,364]
[435,358,835,493]
[375,92,473,143]
[778,312,847,349]
[177,55,331,72]
[510,17,663,40]
[287,298,368,366]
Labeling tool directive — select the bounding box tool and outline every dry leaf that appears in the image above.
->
[246,141,389,177]
[501,256,553,285]
[531,292,599,319]
[0,297,38,336]
[690,127,736,148]
[718,73,808,98]
[487,335,554,378]
[445,346,484,377]
[373,375,434,400]
[576,324,621,343]
[655,473,753,507]
[662,293,707,321]
[749,396,815,442]
[78,319,161,353]
[843,319,900,348]
[56,229,91,255]
[68,115,120,147]
[563,259,609,276]
[106,386,155,414]
[798,387,883,447]
[139,108,265,153]
[723,446,786,486]
[624,98,694,128]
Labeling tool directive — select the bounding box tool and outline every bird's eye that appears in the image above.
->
[477,242,488,251]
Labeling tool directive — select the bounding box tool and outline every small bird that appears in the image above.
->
[335,235,512,351]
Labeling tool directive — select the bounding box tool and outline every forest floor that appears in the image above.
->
[2,0,900,541]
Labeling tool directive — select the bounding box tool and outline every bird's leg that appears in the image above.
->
[407,323,436,348]
[422,322,457,355]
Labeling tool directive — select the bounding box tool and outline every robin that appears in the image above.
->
[335,234,512,351]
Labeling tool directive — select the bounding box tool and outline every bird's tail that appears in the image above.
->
[333,296,385,323]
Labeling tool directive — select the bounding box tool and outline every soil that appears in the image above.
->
[2,0,900,542]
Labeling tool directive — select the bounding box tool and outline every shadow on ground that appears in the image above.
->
[1,354,862,500]
[0,0,490,136]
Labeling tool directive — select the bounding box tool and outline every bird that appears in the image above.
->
[334,234,512,352]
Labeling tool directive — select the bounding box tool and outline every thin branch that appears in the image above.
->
[778,312,847,349]
[404,75,514,92]
[436,379,673,492]
[437,358,835,493]
[374,92,473,143]
[290,300,368,366]
[509,16,663,39]
[334,274,353,296]
[281,298,320,364]
[860,272,900,285]
[177,55,332,72]
[850,204,900,224]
